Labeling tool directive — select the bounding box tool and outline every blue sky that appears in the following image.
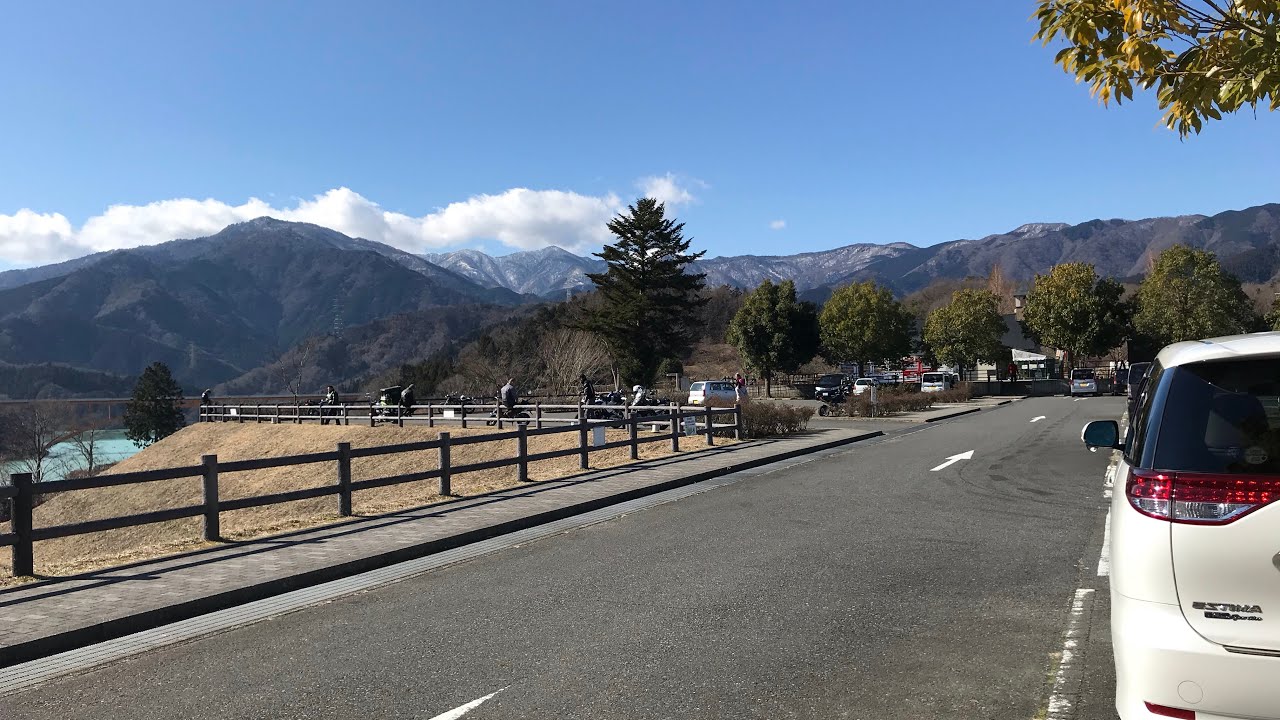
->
[1,1,1277,269]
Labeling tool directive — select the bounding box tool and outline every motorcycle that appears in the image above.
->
[486,395,531,427]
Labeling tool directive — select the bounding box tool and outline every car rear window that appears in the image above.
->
[690,382,704,391]
[1151,358,1280,474]
[1071,369,1095,380]
[922,373,945,383]
[712,382,732,391]
[817,375,843,386]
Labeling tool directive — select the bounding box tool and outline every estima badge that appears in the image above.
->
[1193,601,1264,622]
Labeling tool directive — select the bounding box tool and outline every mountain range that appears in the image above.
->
[0,219,529,395]
[3,202,1279,398]
[425,203,1280,298]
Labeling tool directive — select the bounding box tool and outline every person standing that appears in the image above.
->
[734,372,747,402]
[580,373,596,405]
[500,378,518,419]
[321,385,338,425]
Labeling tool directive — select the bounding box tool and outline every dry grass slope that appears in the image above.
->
[1,422,730,581]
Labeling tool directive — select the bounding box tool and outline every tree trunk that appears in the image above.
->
[765,374,772,398]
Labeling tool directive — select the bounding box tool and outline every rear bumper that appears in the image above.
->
[1114,591,1280,719]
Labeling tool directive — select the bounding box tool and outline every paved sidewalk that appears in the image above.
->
[0,426,885,667]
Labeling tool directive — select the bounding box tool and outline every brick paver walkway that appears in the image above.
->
[0,427,878,666]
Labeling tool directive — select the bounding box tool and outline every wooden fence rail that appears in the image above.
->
[3,405,741,577]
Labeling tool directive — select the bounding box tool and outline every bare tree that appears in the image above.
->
[537,330,612,396]
[0,402,77,484]
[277,336,324,403]
[66,412,114,478]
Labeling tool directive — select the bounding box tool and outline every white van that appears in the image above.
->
[687,380,736,405]
[920,372,953,393]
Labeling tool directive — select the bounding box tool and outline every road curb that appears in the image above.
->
[924,406,982,422]
[0,430,883,668]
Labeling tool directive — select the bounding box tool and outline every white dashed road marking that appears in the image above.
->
[1030,416,1046,423]
[1097,511,1111,577]
[1045,589,1095,720]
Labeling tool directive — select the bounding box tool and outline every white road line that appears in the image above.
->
[929,450,973,472]
[1097,511,1111,577]
[428,688,506,720]
[1030,416,1046,423]
[1046,588,1096,720]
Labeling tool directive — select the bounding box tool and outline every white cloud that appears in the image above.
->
[769,219,787,231]
[637,173,699,208]
[0,182,698,266]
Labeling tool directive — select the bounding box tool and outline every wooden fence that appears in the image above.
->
[2,404,741,577]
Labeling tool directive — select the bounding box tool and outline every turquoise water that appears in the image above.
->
[2,429,141,482]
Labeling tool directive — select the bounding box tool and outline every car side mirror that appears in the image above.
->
[1081,420,1121,452]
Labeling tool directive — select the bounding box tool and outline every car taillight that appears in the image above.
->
[1127,467,1280,524]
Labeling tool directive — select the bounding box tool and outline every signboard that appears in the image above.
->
[442,409,455,418]
[683,415,698,436]
[592,426,606,447]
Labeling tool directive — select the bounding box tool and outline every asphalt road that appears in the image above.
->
[5,396,1121,719]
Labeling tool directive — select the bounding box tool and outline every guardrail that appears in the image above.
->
[3,404,741,577]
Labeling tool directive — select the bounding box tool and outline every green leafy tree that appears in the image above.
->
[1135,245,1256,346]
[1034,0,1280,137]
[726,279,820,397]
[923,289,1007,375]
[1022,262,1131,369]
[583,198,706,387]
[124,362,186,448]
[819,281,913,369]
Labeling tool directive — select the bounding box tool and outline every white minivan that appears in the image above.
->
[687,380,736,406]
[1083,332,1280,720]
[920,372,953,393]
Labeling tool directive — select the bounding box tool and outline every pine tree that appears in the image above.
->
[584,198,706,387]
[124,362,186,448]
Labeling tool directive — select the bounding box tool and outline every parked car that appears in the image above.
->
[1082,333,1280,720]
[1069,367,1098,397]
[1112,366,1129,396]
[1127,361,1152,418]
[920,372,953,393]
[850,377,879,395]
[687,380,737,406]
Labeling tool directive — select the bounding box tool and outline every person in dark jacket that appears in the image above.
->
[500,379,518,419]
[320,385,338,425]
[580,374,595,405]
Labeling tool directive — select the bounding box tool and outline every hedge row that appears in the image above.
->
[741,402,814,437]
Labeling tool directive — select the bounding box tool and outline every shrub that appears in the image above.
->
[929,383,973,404]
[741,402,814,437]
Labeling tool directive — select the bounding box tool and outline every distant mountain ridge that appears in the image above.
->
[424,203,1280,297]
[0,219,529,391]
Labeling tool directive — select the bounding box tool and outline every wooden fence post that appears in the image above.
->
[628,408,639,460]
[439,432,452,496]
[535,402,542,430]
[397,403,403,428]
[670,403,680,452]
[342,404,349,426]
[734,403,743,440]
[578,417,589,470]
[256,404,262,424]
[705,407,715,446]
[461,403,468,429]
[10,472,33,577]
[336,442,352,517]
[495,399,504,429]
[369,402,375,428]
[201,454,220,541]
[517,425,529,482]
[274,404,281,424]
[294,403,301,425]
[426,401,434,428]
[238,406,244,424]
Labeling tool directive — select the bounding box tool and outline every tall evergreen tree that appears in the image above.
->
[584,198,706,387]
[124,362,186,448]
[726,279,819,397]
